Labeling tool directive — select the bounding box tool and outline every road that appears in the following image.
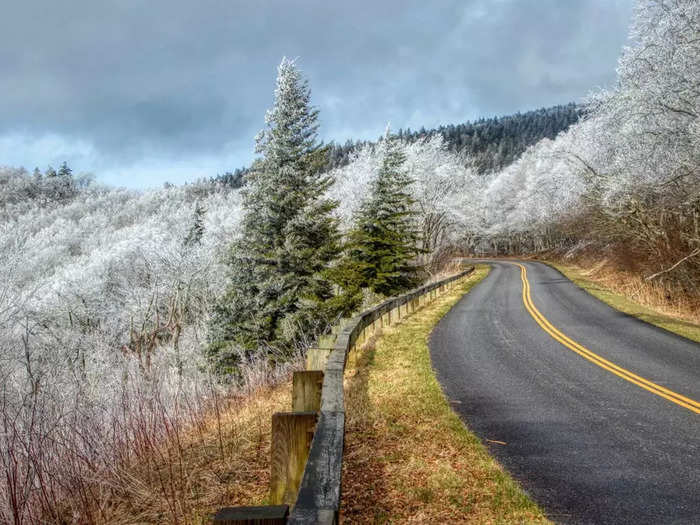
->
[429,261,700,524]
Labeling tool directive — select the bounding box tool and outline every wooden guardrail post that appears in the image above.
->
[270,412,317,505]
[306,348,332,370]
[317,334,335,348]
[292,371,324,412]
[331,318,351,336]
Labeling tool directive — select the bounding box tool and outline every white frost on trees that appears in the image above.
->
[0,170,248,522]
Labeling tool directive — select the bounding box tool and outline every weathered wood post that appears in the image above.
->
[331,318,351,336]
[292,371,324,412]
[305,348,332,371]
[316,334,335,348]
[270,412,317,505]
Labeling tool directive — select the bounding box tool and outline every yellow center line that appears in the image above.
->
[514,262,700,415]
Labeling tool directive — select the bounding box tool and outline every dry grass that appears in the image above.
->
[341,267,549,524]
[546,257,700,344]
[98,383,290,524]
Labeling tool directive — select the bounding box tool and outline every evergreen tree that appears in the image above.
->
[58,161,72,178]
[210,58,341,369]
[339,130,422,297]
[184,203,206,246]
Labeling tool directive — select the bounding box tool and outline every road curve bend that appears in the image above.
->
[430,260,700,525]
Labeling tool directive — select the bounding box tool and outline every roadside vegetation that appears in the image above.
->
[97,382,289,524]
[341,266,550,524]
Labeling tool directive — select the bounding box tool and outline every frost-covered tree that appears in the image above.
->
[0,165,247,522]
[329,133,478,271]
[338,130,421,296]
[456,0,700,283]
[184,202,206,246]
[210,58,340,366]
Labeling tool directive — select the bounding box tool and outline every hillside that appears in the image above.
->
[215,102,582,188]
[325,103,582,173]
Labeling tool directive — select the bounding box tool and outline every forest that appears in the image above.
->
[0,0,698,522]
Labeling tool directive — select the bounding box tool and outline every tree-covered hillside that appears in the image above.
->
[326,103,582,173]
[215,102,583,188]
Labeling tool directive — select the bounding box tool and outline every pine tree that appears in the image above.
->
[339,130,422,297]
[58,161,72,178]
[184,203,205,246]
[210,58,341,370]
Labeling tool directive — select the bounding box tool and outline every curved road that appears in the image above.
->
[430,261,700,524]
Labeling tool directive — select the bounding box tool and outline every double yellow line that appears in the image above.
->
[516,262,700,414]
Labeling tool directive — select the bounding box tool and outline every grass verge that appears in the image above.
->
[547,261,700,344]
[341,266,550,524]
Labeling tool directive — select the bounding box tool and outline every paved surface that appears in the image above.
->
[430,261,700,524]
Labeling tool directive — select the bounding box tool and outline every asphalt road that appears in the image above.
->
[430,261,700,524]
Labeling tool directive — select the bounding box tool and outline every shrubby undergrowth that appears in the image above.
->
[0,169,250,522]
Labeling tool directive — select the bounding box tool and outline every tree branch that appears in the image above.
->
[645,248,700,281]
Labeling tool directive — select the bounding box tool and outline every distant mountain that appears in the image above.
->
[213,103,583,187]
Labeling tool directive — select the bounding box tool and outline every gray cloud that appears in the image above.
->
[0,0,633,187]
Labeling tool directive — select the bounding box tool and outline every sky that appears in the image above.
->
[0,0,635,188]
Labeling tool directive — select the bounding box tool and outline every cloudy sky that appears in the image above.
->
[1,0,634,188]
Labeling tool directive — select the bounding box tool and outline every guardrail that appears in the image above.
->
[213,267,475,524]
